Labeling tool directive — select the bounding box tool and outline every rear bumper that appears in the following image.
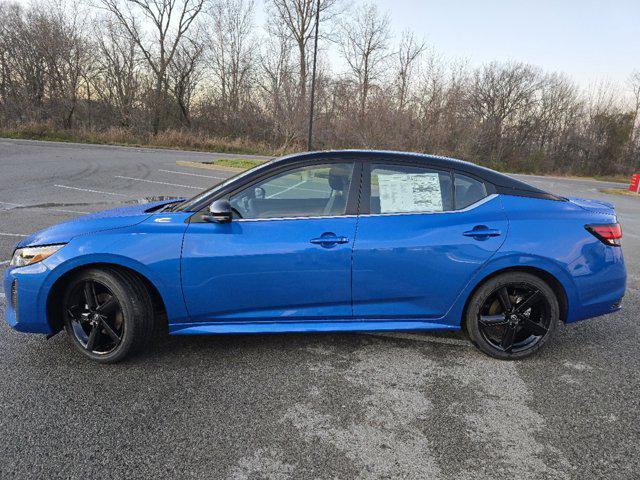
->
[3,263,53,334]
[565,246,626,323]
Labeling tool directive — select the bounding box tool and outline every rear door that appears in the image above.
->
[181,161,361,323]
[352,162,508,320]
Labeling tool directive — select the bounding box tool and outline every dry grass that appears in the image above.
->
[203,158,268,170]
[0,123,277,156]
[600,188,640,197]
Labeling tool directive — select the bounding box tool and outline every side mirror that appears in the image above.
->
[205,199,233,223]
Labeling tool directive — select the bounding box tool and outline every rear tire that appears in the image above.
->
[464,272,559,360]
[62,268,154,363]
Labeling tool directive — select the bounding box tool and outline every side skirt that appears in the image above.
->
[169,320,460,335]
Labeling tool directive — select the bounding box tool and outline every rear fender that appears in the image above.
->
[445,253,579,326]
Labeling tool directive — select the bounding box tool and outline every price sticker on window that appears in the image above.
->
[378,173,443,213]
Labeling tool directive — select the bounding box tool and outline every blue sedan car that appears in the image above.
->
[4,150,626,362]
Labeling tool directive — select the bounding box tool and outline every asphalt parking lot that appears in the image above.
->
[0,138,638,479]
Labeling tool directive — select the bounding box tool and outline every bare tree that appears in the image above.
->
[629,71,640,144]
[169,37,204,126]
[208,0,254,114]
[395,30,425,110]
[259,27,300,146]
[469,62,542,164]
[267,0,338,101]
[40,2,92,129]
[98,0,205,133]
[0,0,637,178]
[338,2,391,118]
[94,18,142,127]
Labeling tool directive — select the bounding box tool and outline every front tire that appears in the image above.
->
[464,272,559,360]
[63,268,154,363]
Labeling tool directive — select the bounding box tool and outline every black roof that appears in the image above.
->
[272,150,556,198]
[176,149,560,212]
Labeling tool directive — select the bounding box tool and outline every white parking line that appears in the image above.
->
[267,180,306,199]
[159,169,227,180]
[0,201,88,215]
[55,185,128,197]
[0,232,27,237]
[0,260,9,265]
[50,208,90,214]
[115,176,201,190]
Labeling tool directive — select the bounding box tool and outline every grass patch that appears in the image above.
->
[0,123,278,156]
[203,158,268,170]
[600,188,640,197]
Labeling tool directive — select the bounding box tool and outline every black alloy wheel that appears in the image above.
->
[66,280,124,355]
[62,268,155,363]
[465,272,559,359]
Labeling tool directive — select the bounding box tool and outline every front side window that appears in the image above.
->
[370,164,453,214]
[454,173,488,209]
[229,163,354,219]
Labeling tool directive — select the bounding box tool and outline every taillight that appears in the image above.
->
[585,223,622,246]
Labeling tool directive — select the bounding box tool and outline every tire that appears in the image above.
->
[62,268,154,363]
[464,272,559,360]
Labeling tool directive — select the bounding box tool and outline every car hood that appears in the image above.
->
[16,199,181,248]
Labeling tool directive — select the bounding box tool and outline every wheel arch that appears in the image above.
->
[460,266,569,330]
[46,262,168,333]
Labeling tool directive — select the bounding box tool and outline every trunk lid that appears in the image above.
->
[566,197,616,215]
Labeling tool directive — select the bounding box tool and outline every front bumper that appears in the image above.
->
[3,263,53,334]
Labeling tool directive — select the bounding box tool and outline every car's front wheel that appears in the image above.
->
[63,268,154,363]
[465,272,559,360]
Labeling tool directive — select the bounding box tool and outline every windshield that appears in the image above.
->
[172,161,273,211]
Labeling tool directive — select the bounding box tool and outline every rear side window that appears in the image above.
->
[370,164,453,214]
[454,174,487,209]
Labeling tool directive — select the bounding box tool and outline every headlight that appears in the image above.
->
[10,244,65,267]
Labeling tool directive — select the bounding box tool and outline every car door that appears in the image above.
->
[352,162,508,321]
[181,161,360,323]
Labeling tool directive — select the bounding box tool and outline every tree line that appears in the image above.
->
[0,0,638,176]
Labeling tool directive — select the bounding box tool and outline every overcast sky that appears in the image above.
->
[255,0,640,91]
[15,0,639,91]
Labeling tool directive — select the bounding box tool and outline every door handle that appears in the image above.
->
[310,232,349,247]
[463,226,501,239]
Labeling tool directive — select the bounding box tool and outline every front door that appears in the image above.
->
[352,163,508,321]
[181,162,359,323]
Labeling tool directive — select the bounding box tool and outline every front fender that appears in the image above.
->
[41,252,187,322]
[33,216,191,330]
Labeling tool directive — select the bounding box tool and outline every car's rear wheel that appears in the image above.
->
[63,268,154,363]
[465,272,559,360]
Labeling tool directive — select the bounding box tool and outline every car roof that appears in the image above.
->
[271,150,553,196]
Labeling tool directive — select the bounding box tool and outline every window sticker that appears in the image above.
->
[377,173,443,213]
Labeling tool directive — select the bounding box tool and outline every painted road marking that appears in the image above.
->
[366,331,471,347]
[49,208,90,214]
[0,201,88,215]
[159,169,227,180]
[115,176,201,190]
[55,185,128,197]
[267,180,306,199]
[0,260,9,265]
[0,232,27,237]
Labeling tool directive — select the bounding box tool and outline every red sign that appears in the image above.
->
[630,174,640,193]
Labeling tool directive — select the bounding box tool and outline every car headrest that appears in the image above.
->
[328,166,349,191]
